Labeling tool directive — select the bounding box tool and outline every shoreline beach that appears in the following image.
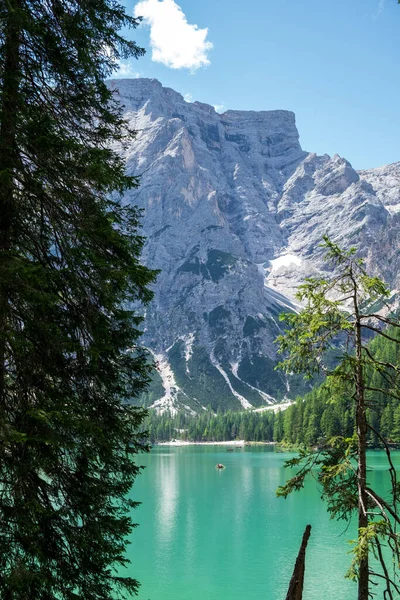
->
[154,440,277,447]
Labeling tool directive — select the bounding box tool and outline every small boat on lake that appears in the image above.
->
[216,463,226,469]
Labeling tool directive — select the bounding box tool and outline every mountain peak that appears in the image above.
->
[110,79,400,413]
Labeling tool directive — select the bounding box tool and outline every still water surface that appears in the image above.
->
[125,446,400,600]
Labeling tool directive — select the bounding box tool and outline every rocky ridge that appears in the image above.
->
[109,78,400,414]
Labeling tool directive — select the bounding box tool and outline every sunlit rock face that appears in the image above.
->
[109,78,400,413]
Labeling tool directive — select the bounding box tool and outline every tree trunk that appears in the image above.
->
[0,0,21,406]
[285,525,312,600]
[353,286,369,600]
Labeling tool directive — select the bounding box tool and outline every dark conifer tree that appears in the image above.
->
[0,1,156,598]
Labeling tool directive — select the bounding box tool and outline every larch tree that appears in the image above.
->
[276,237,400,600]
[0,1,156,598]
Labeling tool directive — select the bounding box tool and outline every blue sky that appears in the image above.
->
[118,0,400,170]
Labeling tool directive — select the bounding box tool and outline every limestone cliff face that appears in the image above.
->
[109,78,400,413]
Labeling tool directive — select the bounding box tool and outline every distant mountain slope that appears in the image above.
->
[109,78,400,413]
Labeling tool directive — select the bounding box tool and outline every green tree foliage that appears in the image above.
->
[278,330,400,448]
[276,237,400,600]
[145,408,278,444]
[0,2,156,598]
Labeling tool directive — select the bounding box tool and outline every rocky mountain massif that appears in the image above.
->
[109,78,400,414]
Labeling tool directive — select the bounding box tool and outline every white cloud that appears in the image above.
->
[134,0,213,71]
[373,0,385,19]
[114,61,141,79]
[184,93,193,103]
[213,103,226,113]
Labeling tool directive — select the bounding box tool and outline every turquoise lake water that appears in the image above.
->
[123,446,400,600]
